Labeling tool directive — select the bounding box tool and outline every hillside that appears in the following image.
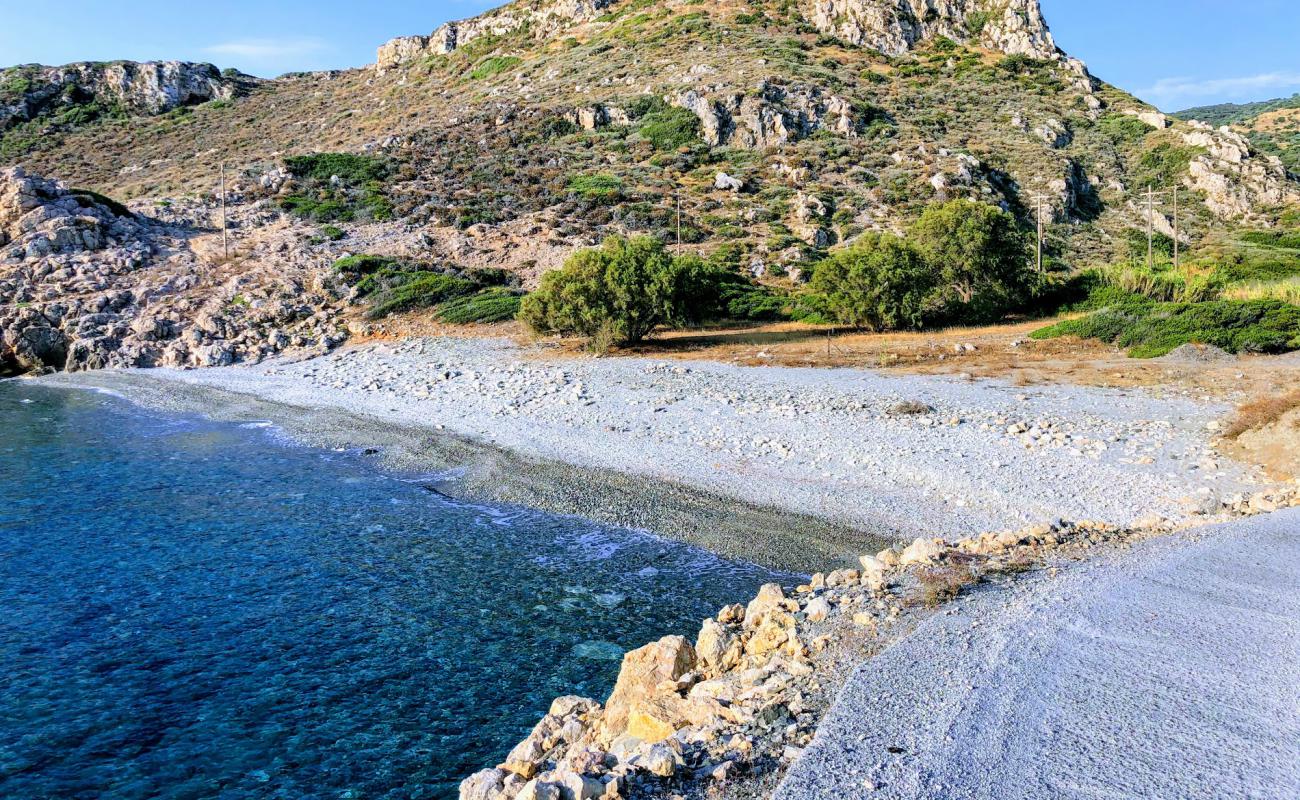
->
[1178,93,1300,175]
[2,0,1299,375]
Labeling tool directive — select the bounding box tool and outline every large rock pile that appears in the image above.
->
[377,0,616,71]
[808,0,1059,59]
[0,167,347,376]
[1179,121,1299,219]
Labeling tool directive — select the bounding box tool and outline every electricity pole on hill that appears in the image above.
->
[1146,185,1154,269]
[220,161,229,261]
[1029,193,1051,274]
[1172,186,1180,269]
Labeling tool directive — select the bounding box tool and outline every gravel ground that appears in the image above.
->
[86,338,1263,538]
[51,336,1260,545]
[776,509,1300,800]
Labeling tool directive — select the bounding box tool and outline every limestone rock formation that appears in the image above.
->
[0,61,258,130]
[0,167,346,376]
[806,0,1058,59]
[378,0,1060,71]
[1179,121,1298,219]
[377,0,616,70]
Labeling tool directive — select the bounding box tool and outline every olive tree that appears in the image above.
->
[810,233,934,330]
[520,236,723,346]
[909,199,1031,320]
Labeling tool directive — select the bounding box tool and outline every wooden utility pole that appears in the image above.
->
[675,190,682,252]
[1036,196,1044,273]
[1028,193,1050,273]
[1172,185,1180,269]
[1146,185,1154,269]
[220,161,229,261]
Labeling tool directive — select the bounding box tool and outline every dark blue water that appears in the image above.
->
[0,382,785,800]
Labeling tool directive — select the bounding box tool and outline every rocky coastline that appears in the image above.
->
[458,480,1300,800]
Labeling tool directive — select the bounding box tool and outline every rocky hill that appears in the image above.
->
[1,61,259,156]
[1178,93,1300,175]
[1,0,1298,375]
[0,167,346,375]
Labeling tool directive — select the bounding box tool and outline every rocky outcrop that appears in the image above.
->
[0,61,257,130]
[0,167,346,376]
[1179,121,1298,220]
[805,0,1059,59]
[376,0,616,70]
[673,81,862,149]
[377,0,1062,71]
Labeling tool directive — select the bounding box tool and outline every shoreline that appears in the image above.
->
[32,369,876,573]
[31,334,1267,567]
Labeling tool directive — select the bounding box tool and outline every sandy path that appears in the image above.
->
[776,509,1300,800]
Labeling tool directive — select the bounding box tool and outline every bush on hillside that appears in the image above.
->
[280,152,394,223]
[810,233,934,330]
[435,288,525,324]
[637,107,702,151]
[519,235,725,346]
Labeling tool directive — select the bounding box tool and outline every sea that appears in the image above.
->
[0,381,786,799]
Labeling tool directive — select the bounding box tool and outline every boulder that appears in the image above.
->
[459,768,509,800]
[601,636,696,737]
[695,618,742,671]
[804,596,831,623]
[900,537,946,566]
[714,172,744,192]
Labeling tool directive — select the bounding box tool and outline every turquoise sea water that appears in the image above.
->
[0,382,785,799]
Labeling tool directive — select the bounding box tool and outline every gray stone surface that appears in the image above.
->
[777,510,1300,799]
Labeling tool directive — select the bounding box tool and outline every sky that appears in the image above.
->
[0,0,1297,111]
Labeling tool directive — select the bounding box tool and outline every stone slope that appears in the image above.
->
[0,167,346,375]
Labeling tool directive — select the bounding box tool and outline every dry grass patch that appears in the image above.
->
[888,399,934,416]
[1222,389,1300,439]
[907,564,980,608]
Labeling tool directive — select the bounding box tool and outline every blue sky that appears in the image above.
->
[0,0,1296,110]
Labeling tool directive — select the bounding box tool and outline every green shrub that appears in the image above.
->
[69,188,133,218]
[637,107,702,151]
[520,235,726,345]
[436,288,525,324]
[284,153,388,184]
[279,195,356,222]
[469,56,522,80]
[1032,295,1300,357]
[320,225,347,241]
[1098,113,1154,145]
[625,95,669,119]
[810,233,934,330]
[567,173,623,202]
[366,273,476,319]
[1239,229,1300,250]
[281,153,394,223]
[1135,142,1201,188]
[966,10,993,35]
[909,199,1032,321]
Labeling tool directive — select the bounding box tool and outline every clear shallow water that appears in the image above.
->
[0,382,786,800]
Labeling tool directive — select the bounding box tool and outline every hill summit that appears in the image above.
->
[378,0,1063,69]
